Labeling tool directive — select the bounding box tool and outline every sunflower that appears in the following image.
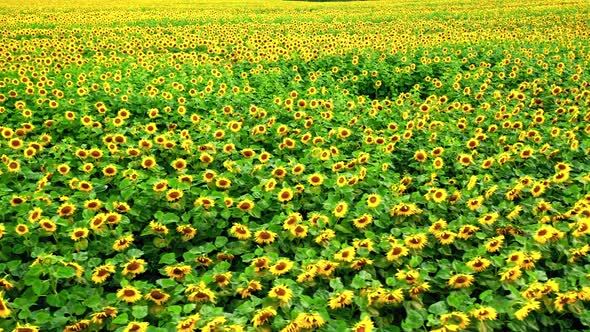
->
[102,164,118,177]
[177,225,197,241]
[269,259,293,276]
[414,150,428,162]
[84,199,102,211]
[58,202,76,217]
[15,224,29,236]
[145,289,170,305]
[440,312,471,329]
[431,188,447,203]
[268,284,293,303]
[28,207,43,223]
[530,182,546,197]
[306,173,324,187]
[353,214,373,229]
[176,314,201,332]
[352,317,374,332]
[277,188,294,203]
[251,306,277,327]
[141,156,157,169]
[448,274,475,288]
[121,258,146,277]
[12,324,40,332]
[332,201,349,218]
[171,158,187,171]
[166,189,184,202]
[334,247,356,262]
[457,153,473,167]
[214,272,232,287]
[10,195,26,207]
[290,224,308,238]
[123,322,149,332]
[478,212,499,226]
[386,244,409,261]
[485,235,504,252]
[186,282,216,303]
[56,163,70,175]
[251,257,270,272]
[466,196,484,211]
[193,196,215,210]
[91,264,116,284]
[0,278,13,290]
[366,193,382,208]
[70,227,89,241]
[404,233,428,250]
[391,202,422,217]
[215,177,231,189]
[254,230,277,245]
[328,290,354,310]
[0,291,11,318]
[117,286,142,303]
[161,265,190,281]
[466,256,491,272]
[230,223,251,240]
[113,234,134,251]
[500,266,522,282]
[152,180,168,192]
[199,152,214,163]
[237,199,255,212]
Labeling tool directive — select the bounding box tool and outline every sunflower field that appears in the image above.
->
[0,0,590,331]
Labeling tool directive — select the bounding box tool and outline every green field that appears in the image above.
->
[1,0,590,331]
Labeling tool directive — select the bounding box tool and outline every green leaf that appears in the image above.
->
[32,280,50,295]
[403,309,425,329]
[55,266,77,278]
[447,291,471,308]
[112,312,129,325]
[351,274,366,289]
[214,236,228,248]
[132,305,148,319]
[167,305,182,316]
[157,278,177,289]
[159,253,177,265]
[47,292,68,307]
[329,278,343,291]
[428,301,448,315]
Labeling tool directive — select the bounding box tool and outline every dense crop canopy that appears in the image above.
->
[0,0,590,331]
